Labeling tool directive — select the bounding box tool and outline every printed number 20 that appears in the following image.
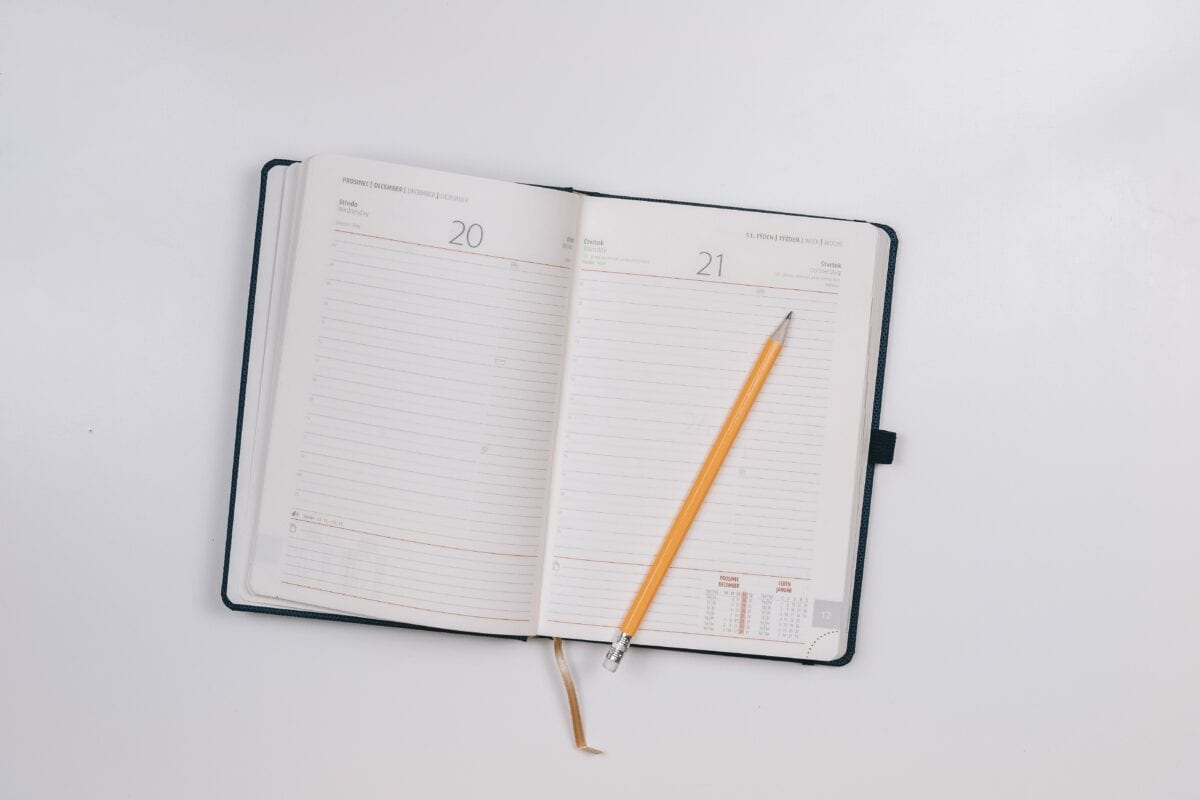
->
[450,221,484,248]
[697,251,724,276]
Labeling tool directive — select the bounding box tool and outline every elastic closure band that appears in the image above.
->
[552,638,603,754]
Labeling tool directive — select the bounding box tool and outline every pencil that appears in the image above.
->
[603,312,792,672]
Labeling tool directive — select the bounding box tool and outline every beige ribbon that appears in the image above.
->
[552,638,603,754]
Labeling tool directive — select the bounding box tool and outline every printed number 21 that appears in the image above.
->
[697,251,724,276]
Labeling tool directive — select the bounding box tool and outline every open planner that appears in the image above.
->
[223,155,898,664]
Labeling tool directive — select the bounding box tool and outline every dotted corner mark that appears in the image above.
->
[805,629,841,658]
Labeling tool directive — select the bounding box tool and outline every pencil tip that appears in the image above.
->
[770,312,792,343]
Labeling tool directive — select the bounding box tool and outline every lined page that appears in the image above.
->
[250,155,580,636]
[537,196,887,659]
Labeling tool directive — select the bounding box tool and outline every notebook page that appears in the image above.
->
[235,161,354,614]
[537,196,887,660]
[227,161,317,610]
[250,155,580,636]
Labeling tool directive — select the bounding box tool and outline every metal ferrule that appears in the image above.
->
[603,633,632,672]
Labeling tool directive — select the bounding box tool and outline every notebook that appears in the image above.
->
[223,154,899,665]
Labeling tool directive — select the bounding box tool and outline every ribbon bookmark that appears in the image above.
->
[552,638,603,754]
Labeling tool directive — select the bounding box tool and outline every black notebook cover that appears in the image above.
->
[221,158,899,665]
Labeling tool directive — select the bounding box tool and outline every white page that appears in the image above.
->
[230,161,341,614]
[227,161,308,609]
[226,160,287,607]
[537,197,888,660]
[250,155,580,636]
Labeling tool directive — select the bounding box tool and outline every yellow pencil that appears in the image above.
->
[603,312,792,672]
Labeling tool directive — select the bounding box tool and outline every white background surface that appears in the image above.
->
[2,2,1197,797]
